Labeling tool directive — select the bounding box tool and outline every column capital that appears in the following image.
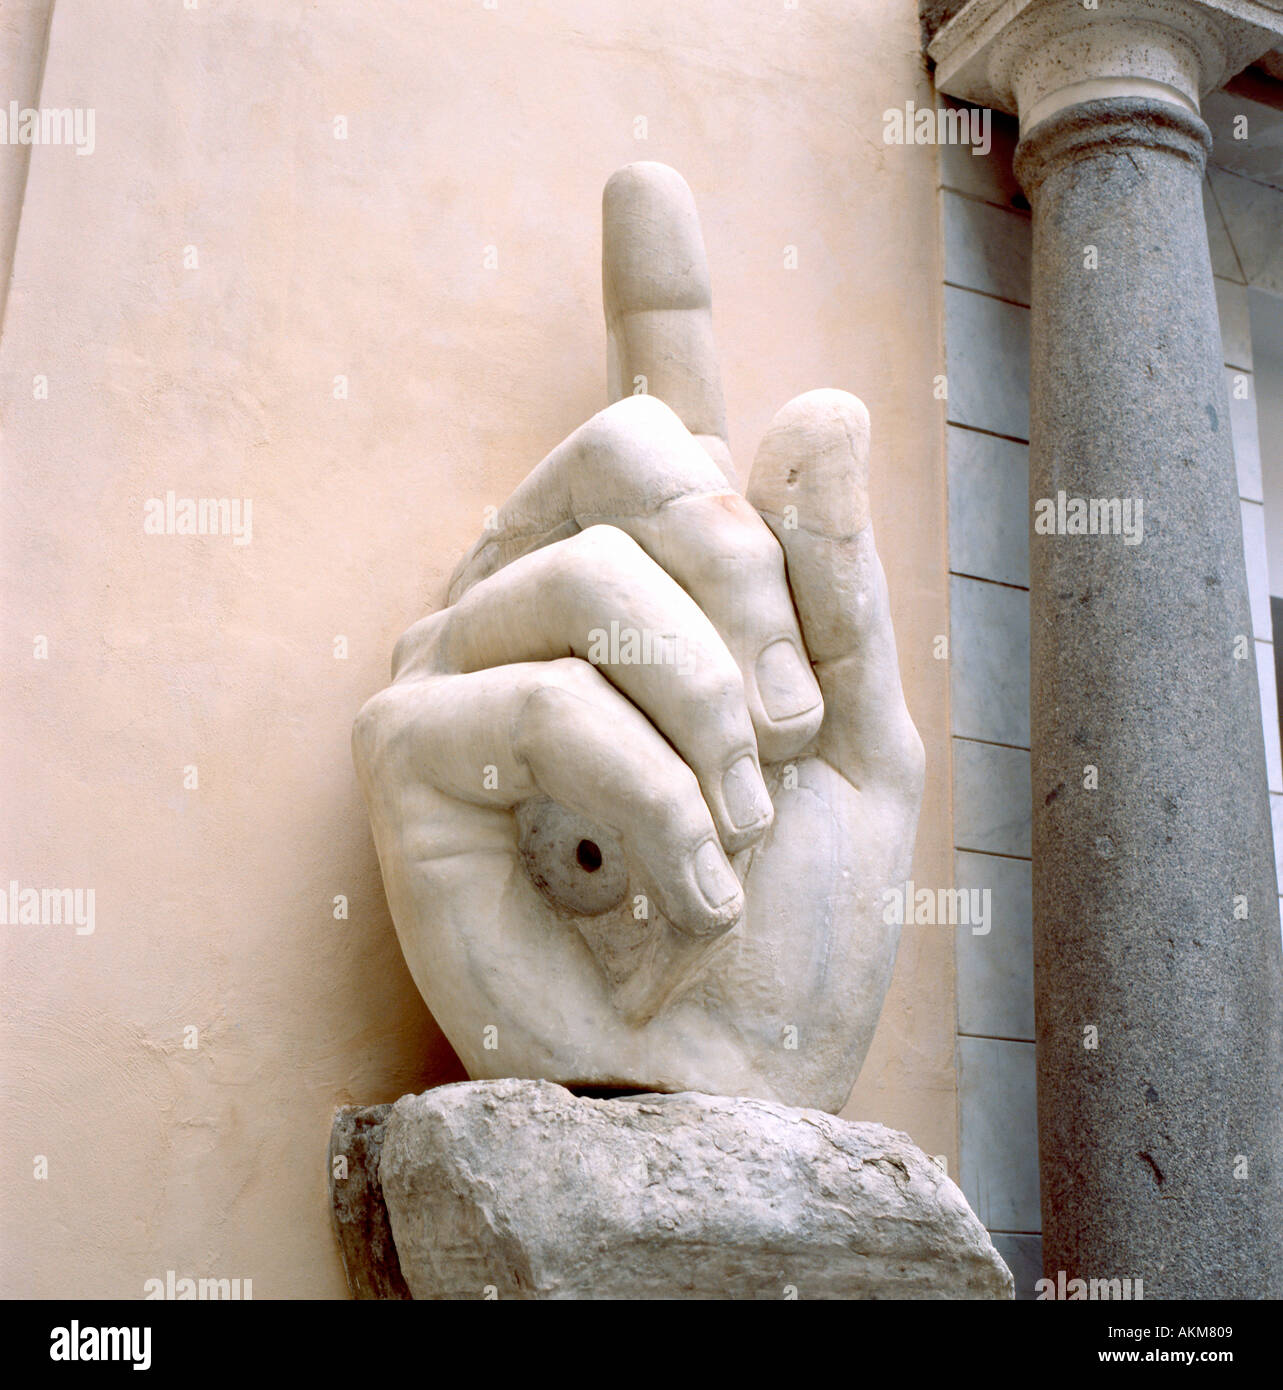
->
[929,0,1283,132]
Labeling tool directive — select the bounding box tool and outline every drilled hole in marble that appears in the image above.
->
[516,798,628,916]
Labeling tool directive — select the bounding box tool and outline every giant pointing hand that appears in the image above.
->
[353,163,924,1113]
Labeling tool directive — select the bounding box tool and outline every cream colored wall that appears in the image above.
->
[0,0,952,1297]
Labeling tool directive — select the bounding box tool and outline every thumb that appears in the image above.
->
[747,389,923,797]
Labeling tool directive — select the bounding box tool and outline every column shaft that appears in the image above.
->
[1016,98,1283,1297]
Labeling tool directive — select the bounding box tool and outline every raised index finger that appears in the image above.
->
[602,162,732,482]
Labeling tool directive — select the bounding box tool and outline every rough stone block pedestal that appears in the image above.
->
[329,1079,1012,1300]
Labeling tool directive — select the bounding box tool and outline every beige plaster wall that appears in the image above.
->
[0,0,952,1297]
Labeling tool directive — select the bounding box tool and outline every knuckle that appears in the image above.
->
[687,660,749,723]
[660,763,709,833]
[685,504,786,591]
[590,393,682,444]
[640,771,708,846]
[351,686,404,771]
[512,668,602,758]
[576,397,709,493]
[390,611,447,678]
[542,655,608,697]
[556,523,647,585]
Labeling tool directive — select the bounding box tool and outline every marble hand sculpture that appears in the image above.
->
[354,162,924,1114]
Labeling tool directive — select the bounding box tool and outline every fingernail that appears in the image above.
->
[722,754,772,831]
[756,639,821,723]
[693,839,741,910]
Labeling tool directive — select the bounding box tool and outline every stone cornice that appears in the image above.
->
[930,0,1283,128]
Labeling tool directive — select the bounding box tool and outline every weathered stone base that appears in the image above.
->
[329,1079,1012,1300]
